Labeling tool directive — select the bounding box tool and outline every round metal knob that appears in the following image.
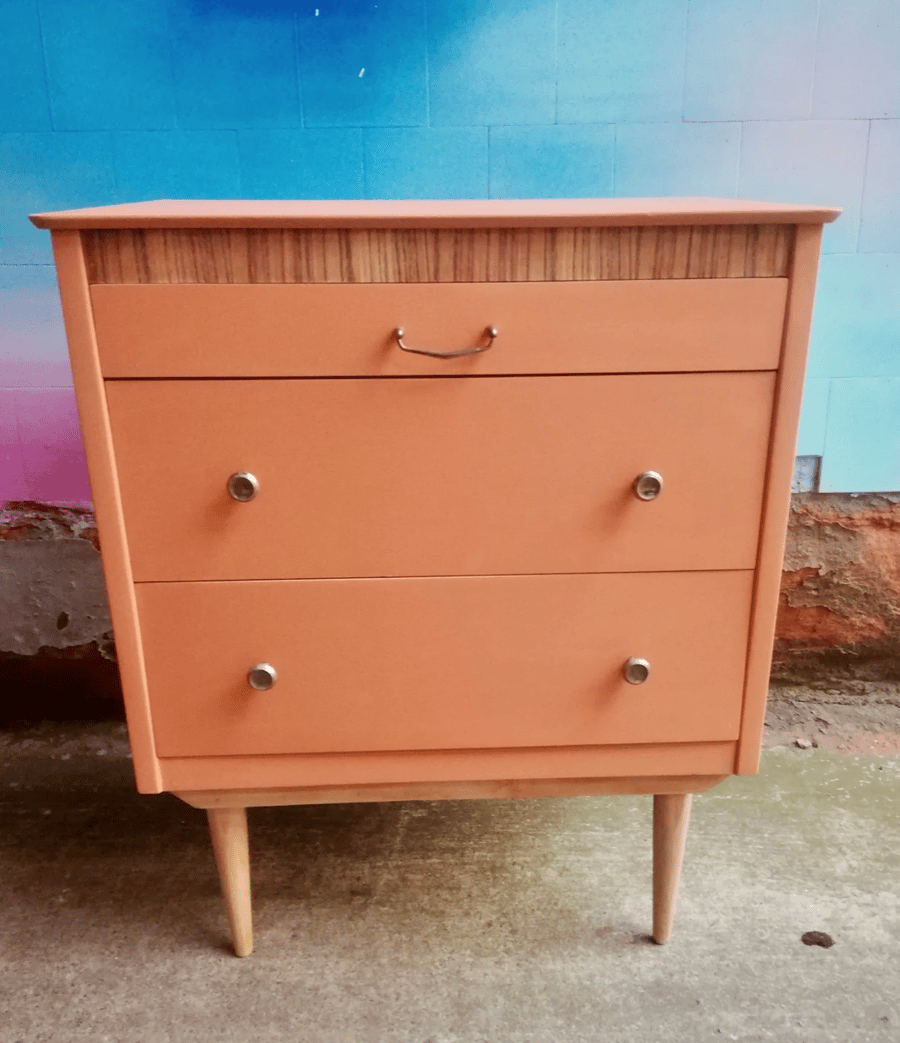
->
[623,657,651,685]
[633,471,663,501]
[247,663,277,691]
[227,472,259,502]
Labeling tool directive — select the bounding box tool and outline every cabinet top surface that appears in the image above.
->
[30,197,841,230]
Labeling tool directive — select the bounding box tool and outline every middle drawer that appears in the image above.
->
[106,372,774,582]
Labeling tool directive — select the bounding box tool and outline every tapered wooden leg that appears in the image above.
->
[207,807,253,957]
[652,793,692,944]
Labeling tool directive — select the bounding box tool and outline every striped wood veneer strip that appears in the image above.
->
[84,224,793,284]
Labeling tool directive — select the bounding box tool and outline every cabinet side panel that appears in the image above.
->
[737,224,824,775]
[50,230,162,793]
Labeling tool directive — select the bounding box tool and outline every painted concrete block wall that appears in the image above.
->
[1,0,898,501]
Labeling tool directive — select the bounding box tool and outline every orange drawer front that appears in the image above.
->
[106,372,775,582]
[139,571,754,758]
[91,279,787,377]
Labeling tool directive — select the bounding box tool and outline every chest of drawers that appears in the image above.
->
[32,198,838,956]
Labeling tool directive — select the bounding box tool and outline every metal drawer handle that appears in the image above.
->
[633,471,663,501]
[247,663,277,691]
[227,472,259,502]
[623,657,651,685]
[395,325,498,359]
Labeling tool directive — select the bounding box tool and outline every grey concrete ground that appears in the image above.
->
[1,724,898,1043]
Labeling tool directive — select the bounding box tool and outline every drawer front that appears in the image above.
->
[139,571,753,757]
[91,279,787,377]
[106,373,775,582]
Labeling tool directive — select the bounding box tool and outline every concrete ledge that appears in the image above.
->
[774,492,900,682]
[0,501,119,722]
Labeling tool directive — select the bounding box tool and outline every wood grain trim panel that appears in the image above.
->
[84,224,793,284]
[158,742,738,792]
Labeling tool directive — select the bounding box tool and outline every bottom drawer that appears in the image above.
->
[139,572,753,758]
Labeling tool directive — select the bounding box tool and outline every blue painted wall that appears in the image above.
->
[1,0,898,500]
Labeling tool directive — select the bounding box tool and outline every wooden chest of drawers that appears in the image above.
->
[32,198,839,956]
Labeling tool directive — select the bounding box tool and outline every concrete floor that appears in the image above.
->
[0,724,898,1043]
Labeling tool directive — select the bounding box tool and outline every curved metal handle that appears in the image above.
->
[632,471,663,501]
[227,471,259,502]
[395,325,498,359]
[623,657,651,685]
[247,663,277,691]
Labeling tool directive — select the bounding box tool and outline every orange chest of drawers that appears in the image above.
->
[32,198,839,956]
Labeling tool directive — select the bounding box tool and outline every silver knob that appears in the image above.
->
[247,663,277,691]
[227,471,259,502]
[623,657,651,685]
[633,471,663,501]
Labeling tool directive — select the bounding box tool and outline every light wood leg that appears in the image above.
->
[207,807,253,957]
[652,793,692,945]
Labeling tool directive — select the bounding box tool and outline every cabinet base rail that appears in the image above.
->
[184,775,720,957]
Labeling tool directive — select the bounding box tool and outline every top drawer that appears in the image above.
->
[90,280,787,378]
